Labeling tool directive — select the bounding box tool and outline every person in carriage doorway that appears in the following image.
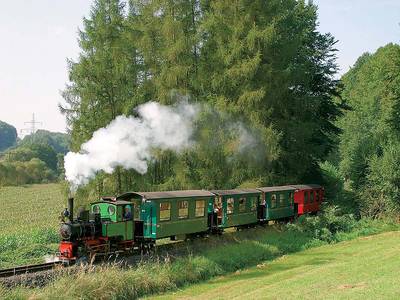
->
[123,205,132,220]
[214,198,223,225]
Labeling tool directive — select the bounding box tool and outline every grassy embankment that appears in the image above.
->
[0,184,65,268]
[150,231,400,300]
[2,218,398,299]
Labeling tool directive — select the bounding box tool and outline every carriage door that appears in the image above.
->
[221,197,228,226]
[142,201,156,238]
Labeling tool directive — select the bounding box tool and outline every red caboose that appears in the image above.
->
[291,184,324,216]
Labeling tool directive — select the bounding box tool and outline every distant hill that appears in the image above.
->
[0,121,17,152]
[20,129,70,154]
[0,129,70,186]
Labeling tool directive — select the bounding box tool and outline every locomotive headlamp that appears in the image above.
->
[60,223,72,239]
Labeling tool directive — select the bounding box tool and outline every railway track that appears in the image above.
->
[0,242,175,279]
[0,261,63,278]
[0,236,197,279]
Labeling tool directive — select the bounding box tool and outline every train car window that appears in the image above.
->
[304,192,308,203]
[271,194,277,208]
[227,198,234,214]
[92,205,100,214]
[107,206,115,215]
[289,192,294,205]
[195,200,205,217]
[178,200,189,219]
[250,197,257,211]
[239,198,246,213]
[279,194,285,207]
[310,191,314,203]
[159,202,171,221]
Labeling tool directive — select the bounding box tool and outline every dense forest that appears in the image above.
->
[337,44,400,217]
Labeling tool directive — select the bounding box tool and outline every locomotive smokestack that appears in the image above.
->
[68,197,74,223]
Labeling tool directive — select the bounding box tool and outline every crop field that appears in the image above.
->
[151,231,400,300]
[0,183,65,236]
[0,184,66,268]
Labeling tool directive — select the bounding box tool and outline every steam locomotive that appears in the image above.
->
[58,185,324,262]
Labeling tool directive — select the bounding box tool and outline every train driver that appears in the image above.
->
[123,205,132,220]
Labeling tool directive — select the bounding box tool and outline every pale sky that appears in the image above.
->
[0,0,399,136]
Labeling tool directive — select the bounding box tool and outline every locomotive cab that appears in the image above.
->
[90,200,135,241]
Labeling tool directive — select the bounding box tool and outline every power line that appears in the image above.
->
[20,113,43,137]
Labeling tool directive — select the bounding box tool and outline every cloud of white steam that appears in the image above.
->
[64,101,199,189]
[230,123,258,154]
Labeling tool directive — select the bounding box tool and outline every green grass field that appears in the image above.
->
[0,183,65,236]
[0,184,66,268]
[150,231,400,300]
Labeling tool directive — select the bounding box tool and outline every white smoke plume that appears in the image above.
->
[230,122,258,154]
[64,101,199,189]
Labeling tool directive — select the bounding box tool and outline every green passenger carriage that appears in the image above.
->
[116,190,215,240]
[211,189,261,229]
[257,186,296,221]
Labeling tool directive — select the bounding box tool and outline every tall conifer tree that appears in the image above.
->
[200,0,341,183]
[61,0,139,192]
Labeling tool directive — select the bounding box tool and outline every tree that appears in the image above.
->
[20,130,70,154]
[199,0,341,184]
[61,0,139,192]
[0,159,54,186]
[0,121,17,152]
[61,0,131,146]
[338,43,400,216]
[131,0,202,103]
[4,143,58,172]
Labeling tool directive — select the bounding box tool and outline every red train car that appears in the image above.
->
[291,184,324,216]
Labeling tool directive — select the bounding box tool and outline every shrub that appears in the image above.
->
[287,205,357,242]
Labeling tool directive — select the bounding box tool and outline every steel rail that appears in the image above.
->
[0,261,63,278]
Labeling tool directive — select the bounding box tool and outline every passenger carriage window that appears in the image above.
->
[279,194,285,207]
[271,194,277,208]
[310,191,314,203]
[159,202,171,221]
[195,200,205,217]
[289,192,294,205]
[304,192,308,203]
[178,200,189,219]
[250,197,257,211]
[239,198,246,213]
[227,198,234,214]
